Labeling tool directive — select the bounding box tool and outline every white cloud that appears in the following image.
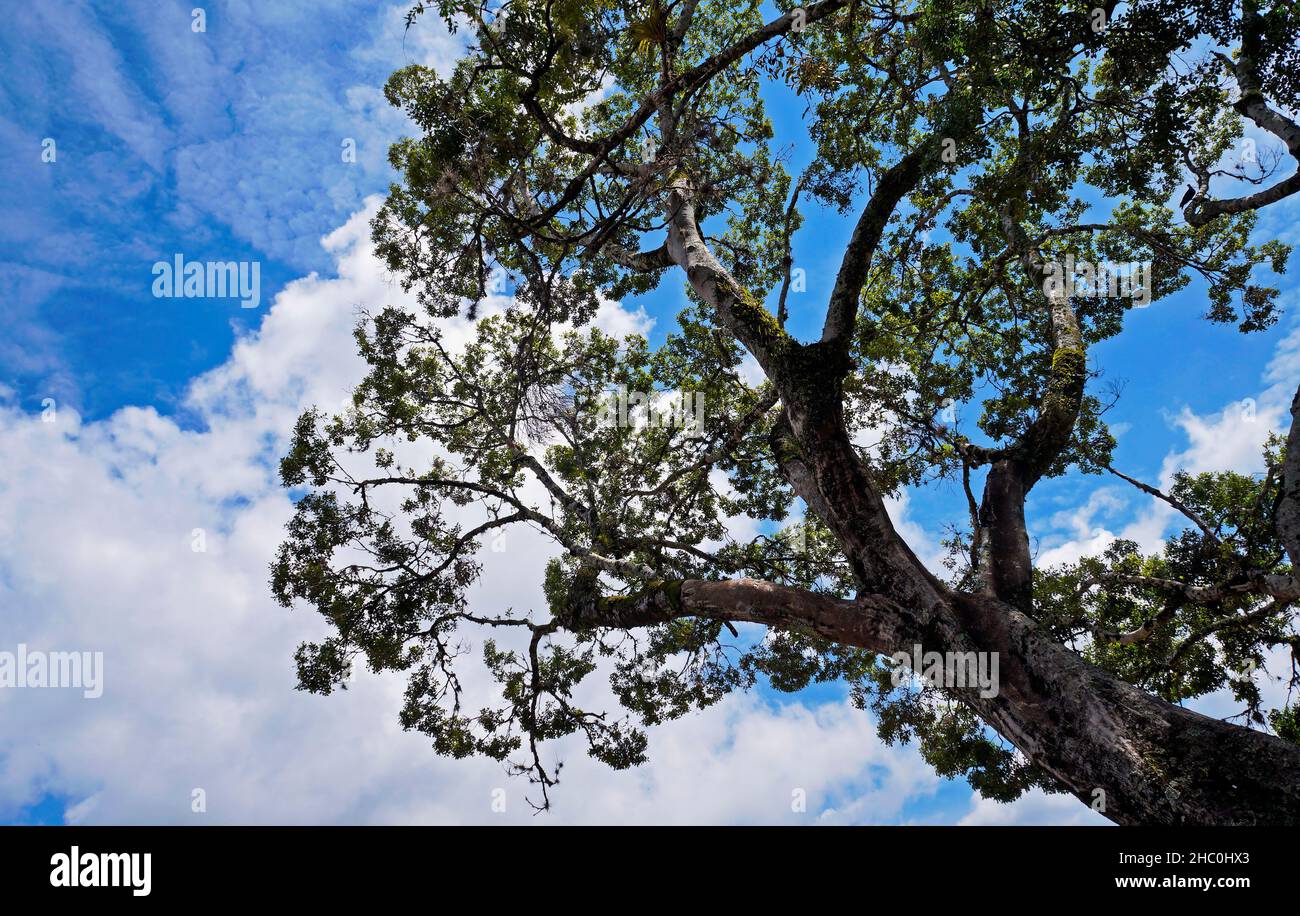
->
[351,3,468,76]
[1036,384,1290,569]
[0,201,953,825]
[886,491,948,574]
[1038,527,1118,569]
[1037,488,1127,567]
[590,299,655,340]
[959,788,1109,826]
[1161,400,1280,479]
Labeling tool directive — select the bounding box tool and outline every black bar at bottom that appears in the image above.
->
[0,825,1288,900]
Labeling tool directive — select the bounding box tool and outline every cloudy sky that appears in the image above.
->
[0,0,1295,825]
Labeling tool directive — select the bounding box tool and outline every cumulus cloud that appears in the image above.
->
[0,201,971,825]
[960,788,1109,826]
[1036,318,1299,570]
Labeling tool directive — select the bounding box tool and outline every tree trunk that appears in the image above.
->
[947,592,1300,825]
[590,576,1300,824]
[976,461,1034,612]
[654,155,1300,826]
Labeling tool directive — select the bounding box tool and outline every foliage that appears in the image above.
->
[275,0,1300,810]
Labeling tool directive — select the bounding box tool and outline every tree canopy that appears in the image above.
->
[273,0,1300,822]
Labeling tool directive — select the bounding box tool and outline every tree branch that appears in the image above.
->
[1105,464,1221,544]
[1186,8,1300,226]
[821,137,948,348]
[566,576,912,658]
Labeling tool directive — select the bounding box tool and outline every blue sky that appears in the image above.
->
[0,0,1296,826]
[0,0,451,419]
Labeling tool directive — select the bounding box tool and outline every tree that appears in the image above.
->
[272,0,1300,823]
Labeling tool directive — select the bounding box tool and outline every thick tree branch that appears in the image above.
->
[822,137,949,348]
[1187,6,1300,226]
[664,174,793,374]
[971,204,1088,609]
[566,576,913,658]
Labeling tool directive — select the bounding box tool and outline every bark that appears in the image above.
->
[976,461,1034,609]
[945,592,1300,826]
